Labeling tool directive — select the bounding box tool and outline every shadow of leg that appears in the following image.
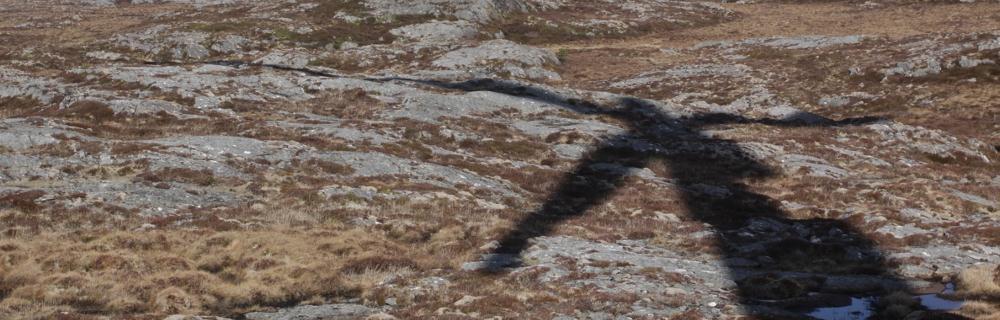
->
[479,137,649,272]
[669,141,911,317]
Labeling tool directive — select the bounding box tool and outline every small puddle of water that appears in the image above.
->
[807,284,964,320]
[918,283,963,311]
[808,297,873,320]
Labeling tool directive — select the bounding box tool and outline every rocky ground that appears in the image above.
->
[1,0,999,319]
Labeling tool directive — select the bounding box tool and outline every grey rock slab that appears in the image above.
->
[0,67,71,104]
[899,264,937,279]
[163,315,232,320]
[146,135,309,162]
[867,122,991,163]
[958,55,994,68]
[169,32,211,60]
[93,65,315,105]
[255,50,314,69]
[875,224,932,239]
[817,92,877,108]
[609,64,751,89]
[890,244,1000,276]
[696,35,865,50]
[825,145,891,167]
[106,99,184,115]
[114,27,211,61]
[85,51,124,61]
[211,35,249,54]
[512,116,627,138]
[877,37,978,78]
[552,143,588,159]
[138,153,251,180]
[883,56,944,78]
[315,151,520,197]
[92,182,240,215]
[0,154,87,182]
[519,236,738,292]
[92,65,570,123]
[390,20,480,43]
[699,84,780,115]
[978,35,1000,51]
[431,40,560,80]
[113,24,170,54]
[194,96,224,109]
[778,154,850,179]
[818,95,851,108]
[754,35,865,49]
[244,304,374,320]
[0,181,242,215]
[268,121,398,145]
[83,0,253,5]
[0,118,96,150]
[737,142,786,161]
[764,106,829,124]
[417,276,450,289]
[383,90,555,123]
[589,162,671,186]
[948,189,997,207]
[899,207,955,223]
[362,0,557,23]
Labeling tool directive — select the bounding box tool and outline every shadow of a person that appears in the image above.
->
[206,61,939,316]
[430,80,907,317]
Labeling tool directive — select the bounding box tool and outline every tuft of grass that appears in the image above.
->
[0,96,42,118]
[956,301,1000,319]
[309,0,369,19]
[742,46,793,60]
[0,190,46,213]
[227,89,386,119]
[908,62,1000,84]
[305,159,355,175]
[956,264,1000,298]
[61,100,116,123]
[0,229,412,317]
[556,48,571,63]
[737,274,811,300]
[488,16,586,45]
[137,168,217,186]
[933,265,1000,319]
[274,2,438,49]
[187,21,258,33]
[339,256,420,274]
[874,291,921,320]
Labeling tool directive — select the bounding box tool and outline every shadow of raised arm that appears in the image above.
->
[679,111,887,128]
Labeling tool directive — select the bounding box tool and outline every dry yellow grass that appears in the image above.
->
[0,228,453,319]
[958,302,1000,320]
[949,264,1000,320]
[0,186,512,318]
[957,264,1000,297]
